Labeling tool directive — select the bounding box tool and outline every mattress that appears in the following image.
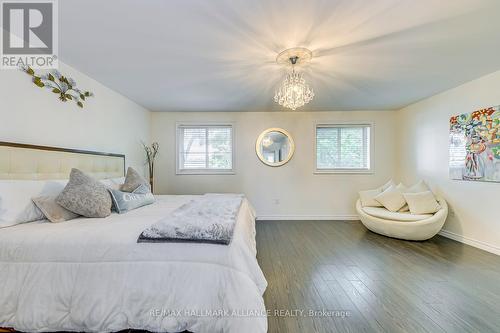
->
[0,195,267,333]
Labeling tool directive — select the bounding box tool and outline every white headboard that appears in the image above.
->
[0,142,125,180]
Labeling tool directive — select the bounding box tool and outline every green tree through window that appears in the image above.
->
[316,125,370,171]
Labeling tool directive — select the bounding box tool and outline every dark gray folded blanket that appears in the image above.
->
[138,194,244,245]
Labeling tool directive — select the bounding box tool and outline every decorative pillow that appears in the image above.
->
[120,167,150,193]
[374,185,406,212]
[405,180,430,193]
[403,191,441,215]
[395,183,410,212]
[398,204,410,212]
[396,183,407,191]
[56,169,112,218]
[132,183,151,194]
[99,177,126,212]
[379,179,395,192]
[32,195,79,223]
[359,189,383,207]
[108,186,155,214]
[100,177,125,191]
[0,179,67,228]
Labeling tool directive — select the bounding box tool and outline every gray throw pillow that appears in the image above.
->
[32,195,80,223]
[120,167,151,193]
[56,168,112,218]
[108,186,155,214]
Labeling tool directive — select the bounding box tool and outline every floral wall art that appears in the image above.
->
[449,106,500,182]
[21,66,94,108]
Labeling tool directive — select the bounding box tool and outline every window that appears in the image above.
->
[177,124,234,174]
[315,124,372,173]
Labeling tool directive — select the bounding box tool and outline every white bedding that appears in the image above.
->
[0,195,268,333]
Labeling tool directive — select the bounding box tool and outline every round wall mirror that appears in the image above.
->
[256,128,295,167]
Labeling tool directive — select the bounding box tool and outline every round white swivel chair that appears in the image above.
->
[355,197,448,241]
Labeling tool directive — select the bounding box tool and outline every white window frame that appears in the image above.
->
[176,122,236,175]
[314,122,374,174]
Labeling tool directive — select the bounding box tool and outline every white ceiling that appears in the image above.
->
[59,0,500,112]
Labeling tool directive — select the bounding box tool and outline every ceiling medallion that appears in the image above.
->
[274,47,314,111]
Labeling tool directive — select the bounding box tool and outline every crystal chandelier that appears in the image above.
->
[274,48,314,110]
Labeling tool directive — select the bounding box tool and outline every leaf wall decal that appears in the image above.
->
[20,66,94,109]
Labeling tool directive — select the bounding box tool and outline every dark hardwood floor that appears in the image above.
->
[256,220,500,333]
[5,220,500,333]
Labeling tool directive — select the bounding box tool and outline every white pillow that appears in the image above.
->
[359,189,383,207]
[395,181,431,212]
[405,180,430,193]
[379,179,395,192]
[374,185,407,212]
[403,191,441,215]
[399,204,410,212]
[0,180,67,228]
[396,183,407,191]
[396,184,410,212]
[100,177,125,190]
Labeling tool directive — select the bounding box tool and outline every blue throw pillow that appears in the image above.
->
[108,186,155,214]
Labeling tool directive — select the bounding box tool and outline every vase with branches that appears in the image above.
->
[143,142,159,193]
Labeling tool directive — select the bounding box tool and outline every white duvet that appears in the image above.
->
[0,195,267,333]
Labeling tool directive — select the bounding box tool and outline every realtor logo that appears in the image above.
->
[1,0,58,69]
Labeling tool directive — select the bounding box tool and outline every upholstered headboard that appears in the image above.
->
[0,142,125,180]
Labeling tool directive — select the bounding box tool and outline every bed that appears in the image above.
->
[0,142,267,333]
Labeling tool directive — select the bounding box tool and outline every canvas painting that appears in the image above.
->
[449,106,500,182]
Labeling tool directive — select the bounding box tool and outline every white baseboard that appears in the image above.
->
[439,229,500,256]
[255,218,500,256]
[256,215,359,221]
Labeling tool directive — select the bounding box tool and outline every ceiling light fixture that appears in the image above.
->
[274,47,314,111]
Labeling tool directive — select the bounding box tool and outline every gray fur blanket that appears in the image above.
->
[138,194,243,245]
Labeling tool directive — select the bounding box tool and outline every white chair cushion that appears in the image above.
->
[374,185,406,212]
[403,191,441,215]
[359,189,383,207]
[362,206,433,222]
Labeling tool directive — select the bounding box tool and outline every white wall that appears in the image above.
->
[0,62,151,172]
[152,111,397,219]
[4,58,497,253]
[396,70,500,254]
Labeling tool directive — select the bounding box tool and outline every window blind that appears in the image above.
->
[316,125,371,170]
[178,125,233,171]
